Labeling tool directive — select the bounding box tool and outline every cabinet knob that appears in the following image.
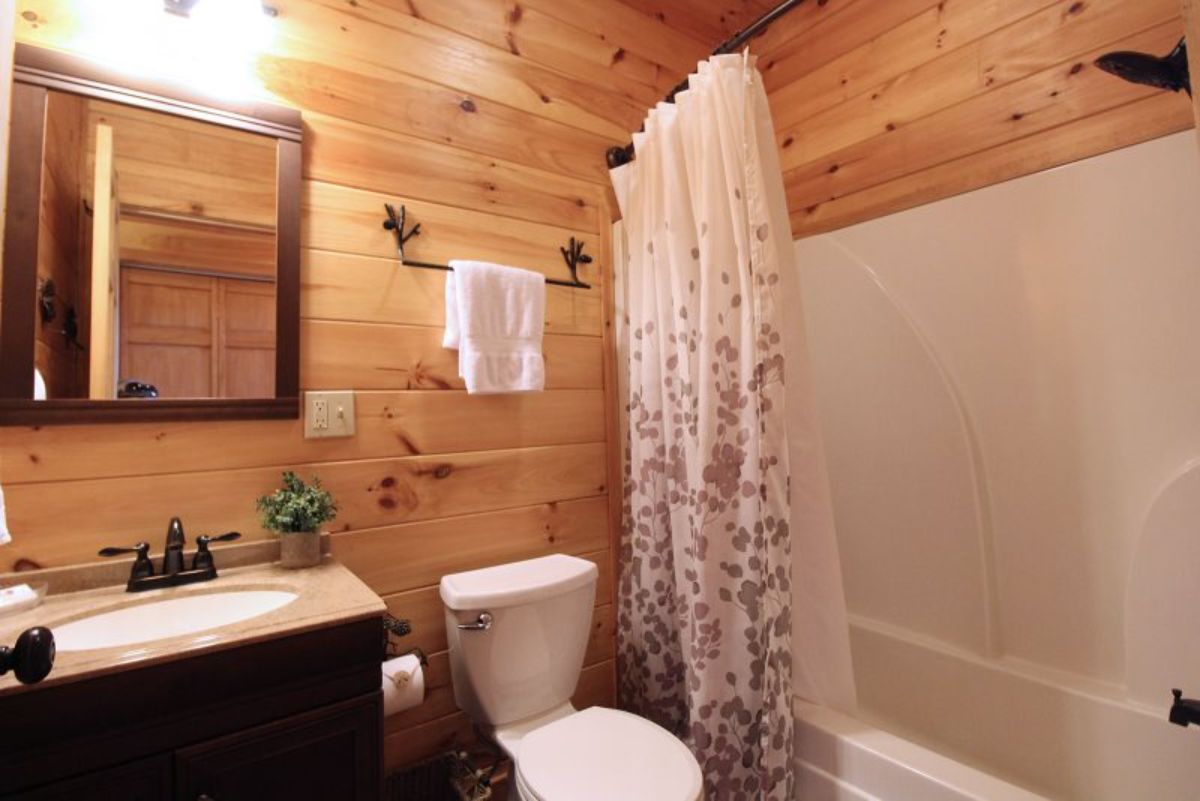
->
[0,627,55,684]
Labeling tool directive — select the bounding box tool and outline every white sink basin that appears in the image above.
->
[53,589,299,652]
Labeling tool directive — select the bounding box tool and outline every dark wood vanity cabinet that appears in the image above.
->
[16,755,173,801]
[0,618,383,801]
[175,695,380,801]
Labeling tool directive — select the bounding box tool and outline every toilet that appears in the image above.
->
[440,554,704,801]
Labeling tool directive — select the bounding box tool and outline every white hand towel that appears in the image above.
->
[444,260,545,394]
[442,271,459,349]
[0,485,11,546]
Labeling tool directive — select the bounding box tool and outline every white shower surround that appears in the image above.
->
[792,131,1200,798]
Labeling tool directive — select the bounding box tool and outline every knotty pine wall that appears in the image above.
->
[2,0,716,771]
[752,0,1196,237]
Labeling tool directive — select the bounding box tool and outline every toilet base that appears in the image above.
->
[490,701,577,762]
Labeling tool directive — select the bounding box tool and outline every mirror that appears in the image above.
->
[37,94,278,401]
[0,44,301,425]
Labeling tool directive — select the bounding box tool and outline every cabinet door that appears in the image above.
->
[12,755,171,801]
[174,693,381,801]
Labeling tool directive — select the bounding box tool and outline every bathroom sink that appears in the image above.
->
[52,589,299,652]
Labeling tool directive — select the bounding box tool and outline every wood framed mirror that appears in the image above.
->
[0,44,301,425]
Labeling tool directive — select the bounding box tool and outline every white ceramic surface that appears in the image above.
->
[794,131,1200,798]
[440,554,597,610]
[1126,459,1200,705]
[442,555,596,727]
[517,707,703,801]
[796,131,1200,681]
[847,620,1200,800]
[53,589,299,652]
[795,699,1047,801]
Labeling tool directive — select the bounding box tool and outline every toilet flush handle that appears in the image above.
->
[457,612,493,631]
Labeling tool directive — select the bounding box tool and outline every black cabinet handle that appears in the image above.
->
[0,627,55,684]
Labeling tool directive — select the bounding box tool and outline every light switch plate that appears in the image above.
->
[304,391,356,439]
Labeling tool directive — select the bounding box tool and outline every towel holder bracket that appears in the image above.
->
[381,203,592,290]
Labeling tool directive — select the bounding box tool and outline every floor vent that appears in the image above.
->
[384,751,494,801]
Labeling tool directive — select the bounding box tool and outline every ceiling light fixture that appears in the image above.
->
[163,0,278,19]
[163,0,202,17]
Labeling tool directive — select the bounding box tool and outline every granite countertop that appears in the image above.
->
[0,556,385,697]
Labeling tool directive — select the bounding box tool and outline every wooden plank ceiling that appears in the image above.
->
[619,0,777,45]
[747,0,1195,236]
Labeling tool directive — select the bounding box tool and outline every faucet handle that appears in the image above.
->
[1173,688,1184,702]
[98,542,154,580]
[192,532,242,572]
[197,531,242,547]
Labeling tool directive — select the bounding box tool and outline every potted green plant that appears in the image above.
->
[256,471,338,569]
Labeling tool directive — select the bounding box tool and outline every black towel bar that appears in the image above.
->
[382,203,592,289]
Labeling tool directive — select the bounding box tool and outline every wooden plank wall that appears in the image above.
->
[3,0,715,773]
[753,0,1197,237]
[34,90,87,398]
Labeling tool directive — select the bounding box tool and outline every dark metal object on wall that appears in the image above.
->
[1096,38,1191,96]
[1170,689,1200,727]
[382,202,593,289]
[37,278,56,324]
[61,305,85,351]
[606,0,807,169]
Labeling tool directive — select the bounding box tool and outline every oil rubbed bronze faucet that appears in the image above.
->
[99,517,241,593]
[1170,690,1200,728]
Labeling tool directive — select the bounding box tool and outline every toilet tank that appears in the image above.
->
[440,554,598,727]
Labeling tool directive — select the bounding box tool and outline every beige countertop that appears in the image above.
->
[0,557,385,697]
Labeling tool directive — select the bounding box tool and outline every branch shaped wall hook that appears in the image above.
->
[382,203,422,262]
[560,237,593,286]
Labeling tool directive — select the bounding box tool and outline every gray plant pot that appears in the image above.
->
[279,530,321,569]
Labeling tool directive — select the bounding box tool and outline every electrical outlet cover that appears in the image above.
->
[304,391,356,439]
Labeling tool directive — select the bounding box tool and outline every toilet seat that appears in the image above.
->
[513,707,703,801]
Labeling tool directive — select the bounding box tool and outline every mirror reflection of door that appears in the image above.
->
[32,92,277,401]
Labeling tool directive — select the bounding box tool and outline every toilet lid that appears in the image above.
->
[516,707,703,801]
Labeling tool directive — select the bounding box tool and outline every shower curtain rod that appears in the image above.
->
[605,0,806,169]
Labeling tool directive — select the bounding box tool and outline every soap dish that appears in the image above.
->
[0,582,48,617]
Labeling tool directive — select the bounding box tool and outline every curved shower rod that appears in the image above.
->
[605,0,806,169]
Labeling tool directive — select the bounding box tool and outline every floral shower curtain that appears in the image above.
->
[609,53,805,801]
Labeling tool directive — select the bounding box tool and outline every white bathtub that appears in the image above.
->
[795,699,1046,801]
[804,619,1200,800]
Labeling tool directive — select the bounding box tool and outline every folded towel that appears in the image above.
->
[443,260,546,394]
[443,271,461,350]
[0,485,11,546]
